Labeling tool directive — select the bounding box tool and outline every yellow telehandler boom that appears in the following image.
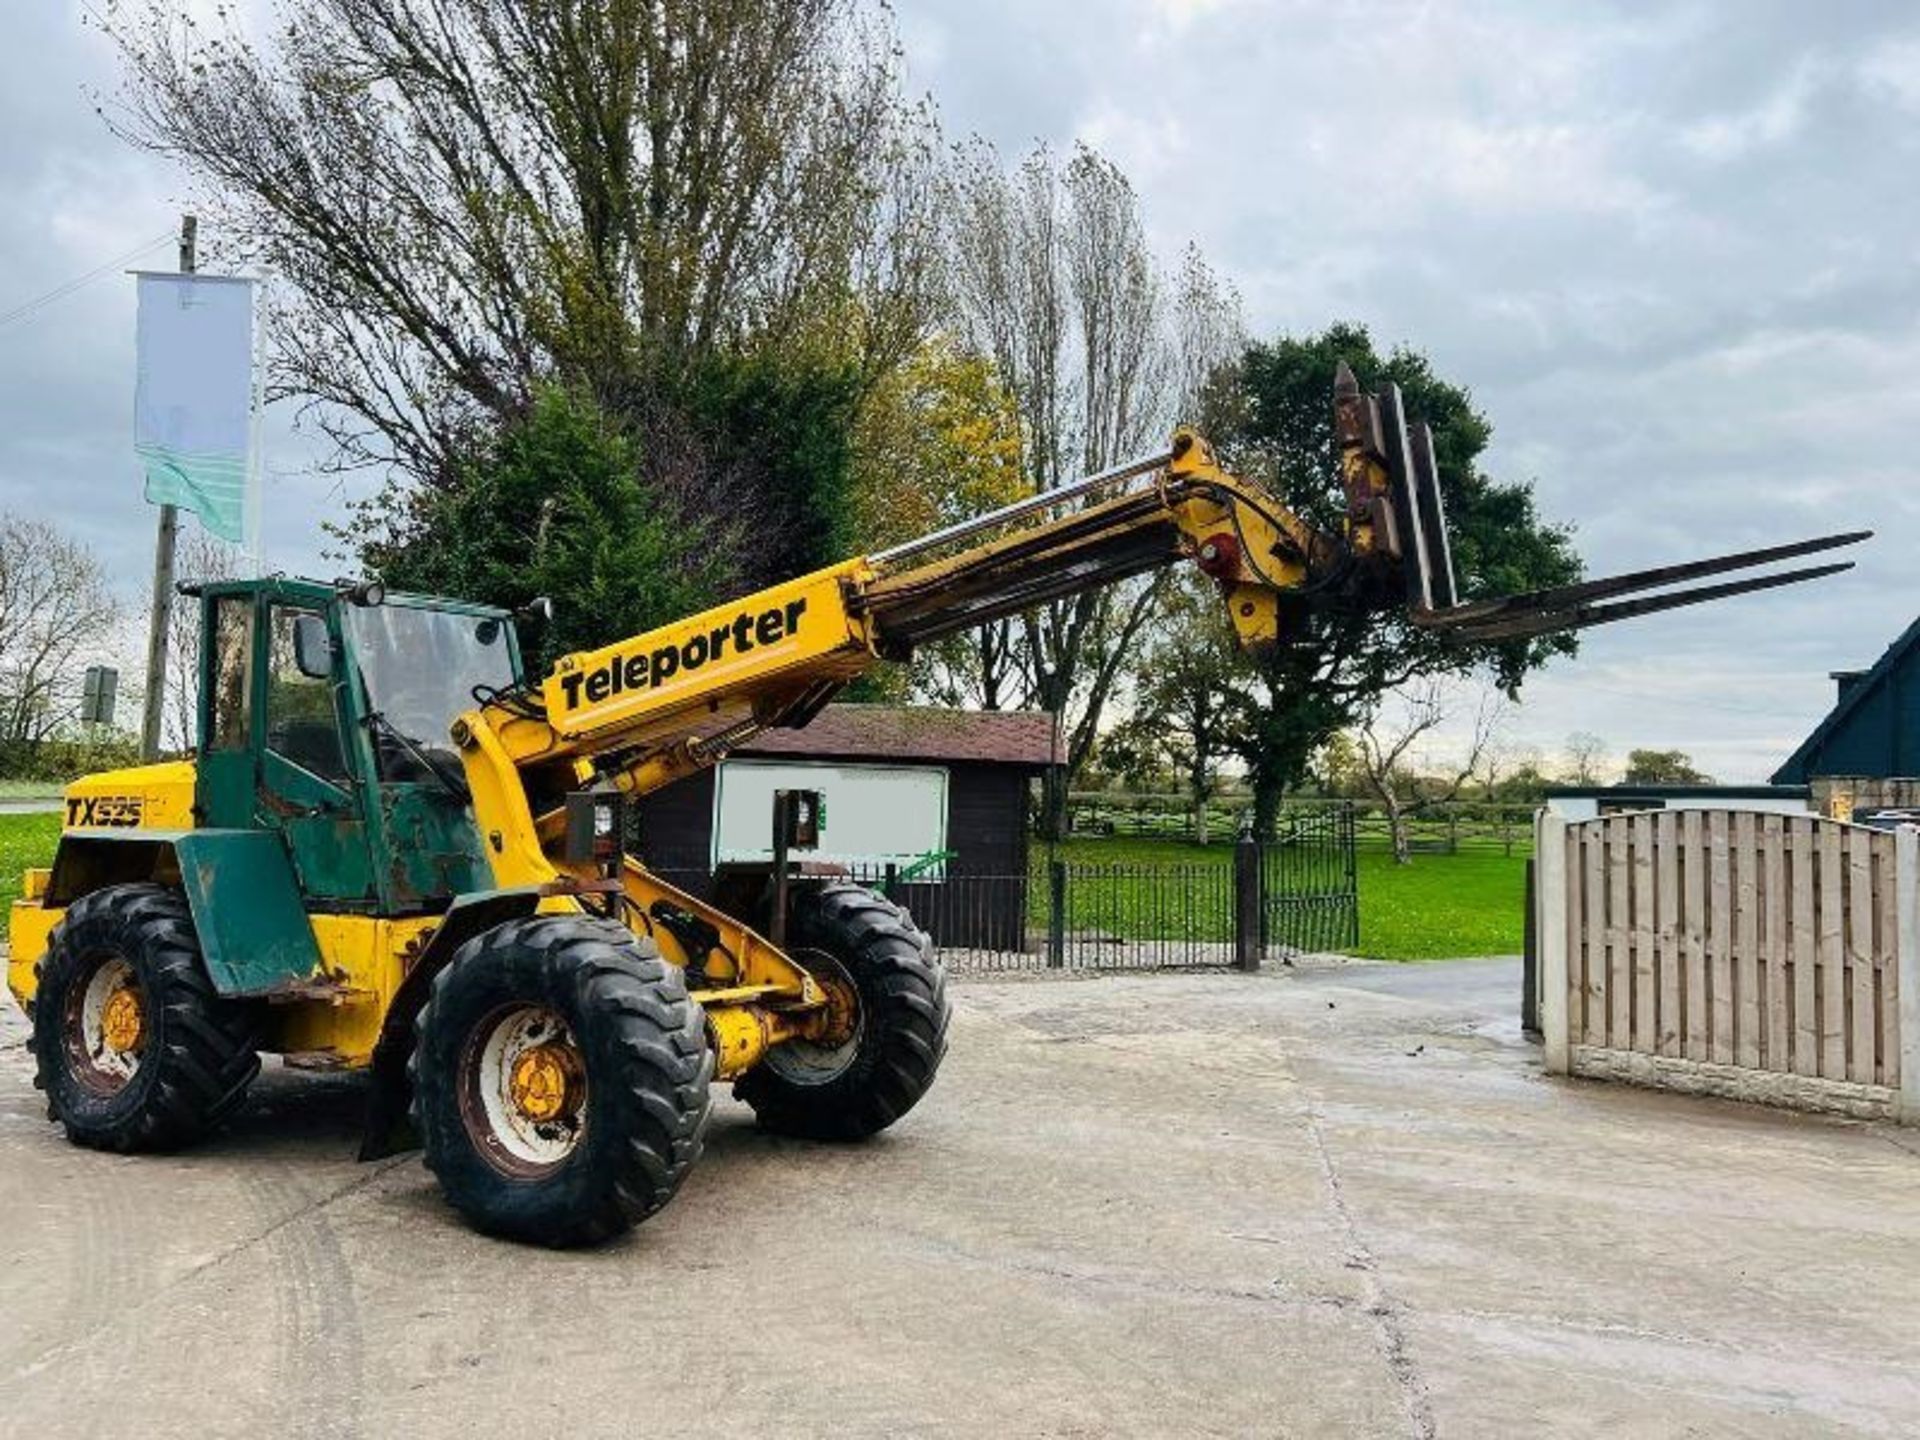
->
[7,369,1865,1245]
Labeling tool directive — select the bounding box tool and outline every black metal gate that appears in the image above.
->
[1261,803,1360,957]
[649,804,1358,975]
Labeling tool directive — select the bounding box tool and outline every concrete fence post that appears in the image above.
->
[1538,809,1571,1075]
[1897,827,1919,1124]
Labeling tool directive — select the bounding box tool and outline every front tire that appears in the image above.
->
[737,883,950,1140]
[31,883,260,1152]
[411,916,713,1247]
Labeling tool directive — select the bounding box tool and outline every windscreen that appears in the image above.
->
[344,603,516,755]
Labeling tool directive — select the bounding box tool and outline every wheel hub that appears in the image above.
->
[508,1043,581,1123]
[100,984,145,1055]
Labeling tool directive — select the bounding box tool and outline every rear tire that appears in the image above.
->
[31,883,259,1152]
[737,883,950,1140]
[411,915,713,1247]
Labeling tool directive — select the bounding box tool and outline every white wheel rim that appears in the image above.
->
[466,1005,588,1172]
[72,955,142,1091]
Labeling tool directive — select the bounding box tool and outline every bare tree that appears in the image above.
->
[97,0,943,485]
[162,529,247,752]
[0,517,122,763]
[1564,731,1610,785]
[1355,678,1509,864]
[941,140,1242,833]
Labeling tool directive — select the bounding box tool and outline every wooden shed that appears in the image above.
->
[631,704,1059,950]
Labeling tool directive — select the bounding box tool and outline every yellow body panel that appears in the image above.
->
[529,560,876,763]
[270,913,440,1067]
[7,899,58,1007]
[57,759,197,831]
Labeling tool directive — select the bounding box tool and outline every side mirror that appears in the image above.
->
[517,596,554,625]
[292,614,332,680]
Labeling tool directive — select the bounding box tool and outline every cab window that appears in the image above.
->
[265,605,347,783]
[206,596,253,751]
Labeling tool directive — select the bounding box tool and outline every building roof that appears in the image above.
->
[1773,615,1920,784]
[738,704,1060,768]
[1546,784,1809,802]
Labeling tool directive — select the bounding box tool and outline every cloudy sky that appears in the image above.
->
[4,1,1917,780]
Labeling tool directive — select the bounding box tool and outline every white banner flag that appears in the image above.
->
[133,273,258,546]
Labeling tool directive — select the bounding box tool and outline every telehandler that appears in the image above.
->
[6,370,1866,1244]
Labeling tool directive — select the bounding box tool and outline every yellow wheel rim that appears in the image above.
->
[100,984,144,1055]
[508,1043,580,1123]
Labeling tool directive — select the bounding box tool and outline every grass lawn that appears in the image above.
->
[0,811,62,909]
[1042,835,1528,961]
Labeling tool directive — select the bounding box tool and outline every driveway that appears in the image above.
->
[1,957,1915,1438]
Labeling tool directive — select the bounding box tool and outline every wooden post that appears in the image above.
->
[1538,809,1570,1074]
[1233,831,1262,971]
[1897,826,1919,1123]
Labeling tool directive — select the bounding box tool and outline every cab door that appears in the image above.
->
[256,597,379,908]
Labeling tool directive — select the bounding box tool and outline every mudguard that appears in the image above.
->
[45,828,324,995]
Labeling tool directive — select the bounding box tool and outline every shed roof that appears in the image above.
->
[1773,615,1920,783]
[738,704,1060,768]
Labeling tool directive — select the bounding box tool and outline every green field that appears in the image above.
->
[0,812,62,909]
[1040,835,1528,961]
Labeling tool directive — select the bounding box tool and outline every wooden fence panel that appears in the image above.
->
[1709,812,1734,1064]
[1542,807,1909,1121]
[1819,825,1846,1079]
[1762,813,1788,1071]
[1656,810,1681,1057]
[1735,811,1760,1070]
[1792,817,1818,1077]
[1683,810,1707,1062]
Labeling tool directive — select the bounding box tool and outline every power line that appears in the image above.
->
[0,230,174,332]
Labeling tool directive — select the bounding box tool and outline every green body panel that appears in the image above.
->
[173,829,326,993]
[52,829,325,995]
[370,784,494,911]
[260,750,379,907]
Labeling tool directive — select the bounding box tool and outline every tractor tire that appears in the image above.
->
[31,883,260,1153]
[736,882,950,1140]
[410,915,712,1247]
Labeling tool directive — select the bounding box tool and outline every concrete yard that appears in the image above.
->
[2,957,1917,1438]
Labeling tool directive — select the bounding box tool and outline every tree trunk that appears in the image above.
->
[1191,793,1209,846]
[1388,801,1412,865]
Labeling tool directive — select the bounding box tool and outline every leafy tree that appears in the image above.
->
[1103,575,1238,843]
[364,385,728,669]
[849,336,1027,703]
[104,0,942,592]
[941,142,1243,833]
[1623,748,1712,786]
[1204,322,1583,835]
